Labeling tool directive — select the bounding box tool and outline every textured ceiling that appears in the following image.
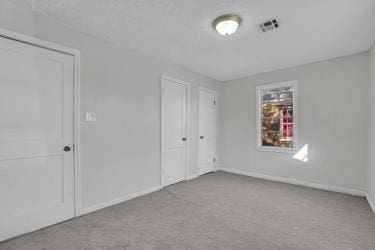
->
[7,0,375,81]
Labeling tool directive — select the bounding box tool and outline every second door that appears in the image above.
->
[198,88,217,175]
[161,77,188,186]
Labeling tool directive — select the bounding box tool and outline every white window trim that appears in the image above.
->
[256,80,298,153]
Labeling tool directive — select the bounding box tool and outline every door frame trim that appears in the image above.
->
[0,28,82,216]
[160,75,190,188]
[198,87,218,175]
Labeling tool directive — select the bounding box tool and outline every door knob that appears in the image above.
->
[200,136,204,139]
[182,137,187,141]
[64,146,71,152]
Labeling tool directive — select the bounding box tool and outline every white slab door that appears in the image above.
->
[0,36,75,241]
[161,77,188,187]
[198,88,217,175]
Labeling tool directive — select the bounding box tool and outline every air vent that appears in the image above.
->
[257,17,280,33]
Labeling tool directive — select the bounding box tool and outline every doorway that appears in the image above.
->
[198,87,217,175]
[161,76,189,187]
[0,30,80,241]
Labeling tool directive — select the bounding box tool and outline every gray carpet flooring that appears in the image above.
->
[1,171,375,250]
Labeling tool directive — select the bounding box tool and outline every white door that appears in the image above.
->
[198,88,216,175]
[0,37,75,241]
[161,77,187,187]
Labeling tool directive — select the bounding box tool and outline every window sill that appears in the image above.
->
[257,145,296,153]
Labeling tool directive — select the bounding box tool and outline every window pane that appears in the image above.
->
[259,83,295,149]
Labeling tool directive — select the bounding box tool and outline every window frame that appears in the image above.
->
[256,80,298,153]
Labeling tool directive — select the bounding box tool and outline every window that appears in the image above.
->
[256,81,297,152]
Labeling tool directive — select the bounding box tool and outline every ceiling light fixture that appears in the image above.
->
[212,14,242,36]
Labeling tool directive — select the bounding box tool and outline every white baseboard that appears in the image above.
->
[187,168,218,180]
[79,170,374,217]
[80,185,161,215]
[187,174,199,180]
[366,193,375,215]
[199,167,219,176]
[219,167,366,197]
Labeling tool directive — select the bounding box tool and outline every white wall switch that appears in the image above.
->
[85,112,96,122]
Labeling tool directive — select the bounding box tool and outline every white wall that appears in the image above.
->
[1,1,373,213]
[368,45,375,203]
[0,2,222,210]
[219,53,369,192]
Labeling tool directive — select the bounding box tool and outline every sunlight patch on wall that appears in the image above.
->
[293,144,308,162]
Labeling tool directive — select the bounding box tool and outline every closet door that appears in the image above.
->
[198,88,217,175]
[161,77,188,186]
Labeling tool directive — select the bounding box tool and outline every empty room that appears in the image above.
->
[0,0,375,249]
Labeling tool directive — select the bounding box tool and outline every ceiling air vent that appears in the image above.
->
[257,17,280,33]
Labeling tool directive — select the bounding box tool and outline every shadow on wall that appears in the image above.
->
[293,144,308,162]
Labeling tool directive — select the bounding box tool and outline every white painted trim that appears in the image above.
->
[160,75,191,188]
[186,174,200,180]
[81,186,161,215]
[0,28,82,216]
[256,80,298,153]
[366,193,375,215]
[161,75,191,87]
[219,168,366,197]
[198,86,218,96]
[197,87,218,176]
[73,51,82,216]
[199,167,218,176]
[0,28,80,56]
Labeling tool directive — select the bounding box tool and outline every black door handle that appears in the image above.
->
[200,136,204,139]
[182,138,187,141]
[64,146,71,152]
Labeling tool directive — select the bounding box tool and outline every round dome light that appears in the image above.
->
[212,14,242,36]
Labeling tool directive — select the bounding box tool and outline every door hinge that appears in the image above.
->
[214,100,216,105]
[213,157,216,163]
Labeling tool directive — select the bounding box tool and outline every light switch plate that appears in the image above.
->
[85,112,96,122]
